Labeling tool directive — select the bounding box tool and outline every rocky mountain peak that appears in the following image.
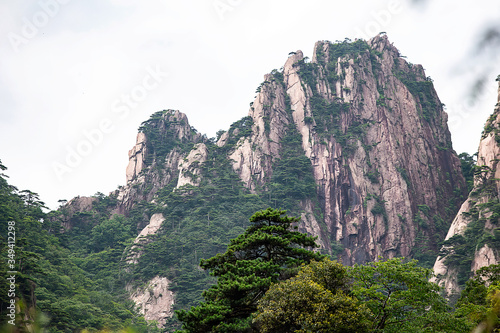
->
[55,35,471,327]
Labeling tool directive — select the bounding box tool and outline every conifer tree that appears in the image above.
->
[176,208,323,332]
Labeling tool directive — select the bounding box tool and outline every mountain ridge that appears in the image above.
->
[56,33,469,328]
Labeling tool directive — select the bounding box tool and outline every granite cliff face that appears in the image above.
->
[114,35,467,265]
[114,110,205,217]
[433,81,500,295]
[215,34,466,264]
[58,34,468,328]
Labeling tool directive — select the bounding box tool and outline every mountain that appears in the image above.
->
[433,80,500,297]
[45,34,468,329]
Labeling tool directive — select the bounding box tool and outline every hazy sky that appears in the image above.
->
[1,0,499,210]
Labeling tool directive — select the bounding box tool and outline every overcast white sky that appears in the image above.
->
[1,0,499,210]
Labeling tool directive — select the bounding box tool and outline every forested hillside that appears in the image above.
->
[1,34,499,332]
[0,160,154,332]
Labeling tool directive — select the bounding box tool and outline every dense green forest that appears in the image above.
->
[0,160,155,332]
[173,209,499,333]
[1,158,499,332]
[0,111,494,333]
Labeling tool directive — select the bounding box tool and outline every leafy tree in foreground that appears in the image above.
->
[176,208,324,332]
[455,264,500,332]
[255,258,370,333]
[348,257,470,333]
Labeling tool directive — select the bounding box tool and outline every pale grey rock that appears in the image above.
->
[129,276,175,328]
[177,143,208,188]
[126,132,147,183]
[127,213,165,265]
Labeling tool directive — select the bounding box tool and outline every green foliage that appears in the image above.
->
[267,123,317,211]
[459,152,476,192]
[370,195,388,229]
[348,257,468,332]
[482,110,500,140]
[0,160,149,332]
[326,39,370,69]
[256,257,474,333]
[138,110,202,166]
[458,264,500,308]
[411,229,437,269]
[307,95,372,155]
[455,264,500,332]
[224,116,254,148]
[396,165,411,188]
[255,258,370,333]
[90,214,134,252]
[440,195,500,286]
[296,60,319,92]
[365,170,380,184]
[394,66,440,122]
[176,208,324,332]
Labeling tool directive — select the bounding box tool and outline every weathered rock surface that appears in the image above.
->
[59,35,470,326]
[129,276,175,328]
[59,196,97,230]
[433,81,500,295]
[177,143,208,188]
[126,132,147,182]
[126,213,165,265]
[112,110,205,216]
[218,34,466,263]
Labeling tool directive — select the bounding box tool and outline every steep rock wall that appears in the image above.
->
[113,110,205,217]
[128,276,174,328]
[433,81,500,295]
[218,34,466,264]
[57,35,469,328]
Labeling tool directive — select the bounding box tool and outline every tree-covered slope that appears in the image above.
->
[0,160,154,332]
[10,34,471,331]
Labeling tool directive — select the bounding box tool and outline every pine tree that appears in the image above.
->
[176,208,324,332]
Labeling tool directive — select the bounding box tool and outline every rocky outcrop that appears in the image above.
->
[129,276,175,328]
[103,35,465,266]
[112,110,205,216]
[126,132,147,182]
[126,214,175,328]
[126,213,165,265]
[433,81,500,295]
[218,34,466,263]
[59,196,97,230]
[177,143,208,188]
